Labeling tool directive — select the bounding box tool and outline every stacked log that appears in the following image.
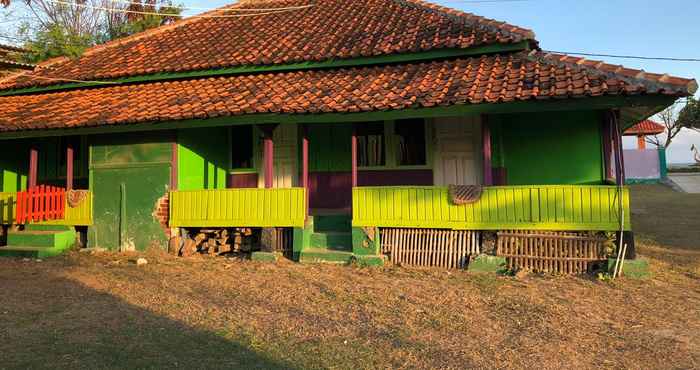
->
[169,228,256,257]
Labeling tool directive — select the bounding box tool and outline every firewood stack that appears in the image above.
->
[169,228,257,257]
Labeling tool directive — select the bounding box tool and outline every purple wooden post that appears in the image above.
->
[29,147,38,188]
[302,125,309,214]
[481,117,493,186]
[264,133,274,189]
[351,128,358,188]
[66,144,74,191]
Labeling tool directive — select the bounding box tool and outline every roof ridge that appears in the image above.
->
[395,0,536,41]
[529,50,698,96]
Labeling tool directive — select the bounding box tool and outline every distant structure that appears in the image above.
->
[692,144,700,165]
[623,120,667,183]
[624,120,665,149]
[0,44,35,77]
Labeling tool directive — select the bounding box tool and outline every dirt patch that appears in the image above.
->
[0,184,698,369]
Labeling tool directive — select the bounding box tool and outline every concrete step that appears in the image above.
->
[8,228,75,249]
[0,245,69,258]
[310,232,352,251]
[3,226,76,259]
[298,248,354,265]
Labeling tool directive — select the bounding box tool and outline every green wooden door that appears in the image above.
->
[89,165,170,251]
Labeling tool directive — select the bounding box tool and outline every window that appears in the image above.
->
[356,122,385,167]
[395,119,427,166]
[230,125,254,170]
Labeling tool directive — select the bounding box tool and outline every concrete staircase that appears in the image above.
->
[0,224,76,258]
[299,214,354,264]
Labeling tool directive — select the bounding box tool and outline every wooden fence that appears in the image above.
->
[496,231,607,274]
[170,188,307,228]
[380,228,480,269]
[353,185,631,231]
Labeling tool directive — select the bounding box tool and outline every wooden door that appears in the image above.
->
[433,116,481,186]
[258,124,298,188]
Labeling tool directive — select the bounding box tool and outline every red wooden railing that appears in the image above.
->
[16,185,66,224]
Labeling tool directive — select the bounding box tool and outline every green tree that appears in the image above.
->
[3,0,181,63]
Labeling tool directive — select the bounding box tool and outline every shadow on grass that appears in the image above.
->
[0,271,297,370]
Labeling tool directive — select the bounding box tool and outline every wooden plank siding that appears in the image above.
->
[169,188,306,228]
[0,191,93,226]
[352,185,631,231]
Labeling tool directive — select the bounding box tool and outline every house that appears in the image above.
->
[0,44,34,77]
[623,120,668,183]
[0,0,695,272]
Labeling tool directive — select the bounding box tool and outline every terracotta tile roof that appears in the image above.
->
[0,52,693,133]
[624,120,665,135]
[0,0,535,91]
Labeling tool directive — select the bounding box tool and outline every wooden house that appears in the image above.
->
[0,0,695,272]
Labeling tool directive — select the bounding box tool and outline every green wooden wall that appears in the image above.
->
[308,123,352,172]
[0,139,29,192]
[88,132,172,251]
[177,127,229,190]
[492,111,604,185]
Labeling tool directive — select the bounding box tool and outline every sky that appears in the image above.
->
[3,0,700,163]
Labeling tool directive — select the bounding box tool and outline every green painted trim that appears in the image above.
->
[625,178,661,185]
[0,42,530,97]
[352,185,632,232]
[658,147,668,179]
[0,95,676,140]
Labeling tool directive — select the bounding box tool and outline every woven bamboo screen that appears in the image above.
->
[496,231,607,274]
[380,228,480,269]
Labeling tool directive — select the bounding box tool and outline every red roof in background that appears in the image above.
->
[625,120,665,135]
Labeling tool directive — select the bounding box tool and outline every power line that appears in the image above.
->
[102,0,313,13]
[544,50,700,63]
[43,0,314,18]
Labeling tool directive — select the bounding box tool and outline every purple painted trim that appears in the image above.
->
[264,137,274,189]
[351,131,358,188]
[29,147,38,188]
[66,145,74,190]
[481,115,493,186]
[358,169,433,186]
[302,125,309,216]
[228,173,258,188]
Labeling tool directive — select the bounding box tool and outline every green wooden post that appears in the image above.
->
[658,146,668,179]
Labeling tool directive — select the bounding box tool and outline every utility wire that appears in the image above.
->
[101,0,314,13]
[43,0,314,18]
[544,50,700,62]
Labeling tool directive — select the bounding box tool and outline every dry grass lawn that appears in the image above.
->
[0,184,699,369]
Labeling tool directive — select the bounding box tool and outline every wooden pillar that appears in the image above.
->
[351,127,358,188]
[637,135,646,150]
[28,147,38,188]
[610,111,626,185]
[256,125,277,189]
[481,116,493,186]
[66,144,74,190]
[302,125,309,214]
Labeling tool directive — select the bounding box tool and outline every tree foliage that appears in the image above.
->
[647,97,700,149]
[2,0,181,63]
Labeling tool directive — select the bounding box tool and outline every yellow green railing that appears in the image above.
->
[0,190,93,226]
[352,185,631,231]
[169,188,307,228]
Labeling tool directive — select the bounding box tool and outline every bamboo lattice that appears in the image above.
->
[380,228,480,269]
[496,231,607,274]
